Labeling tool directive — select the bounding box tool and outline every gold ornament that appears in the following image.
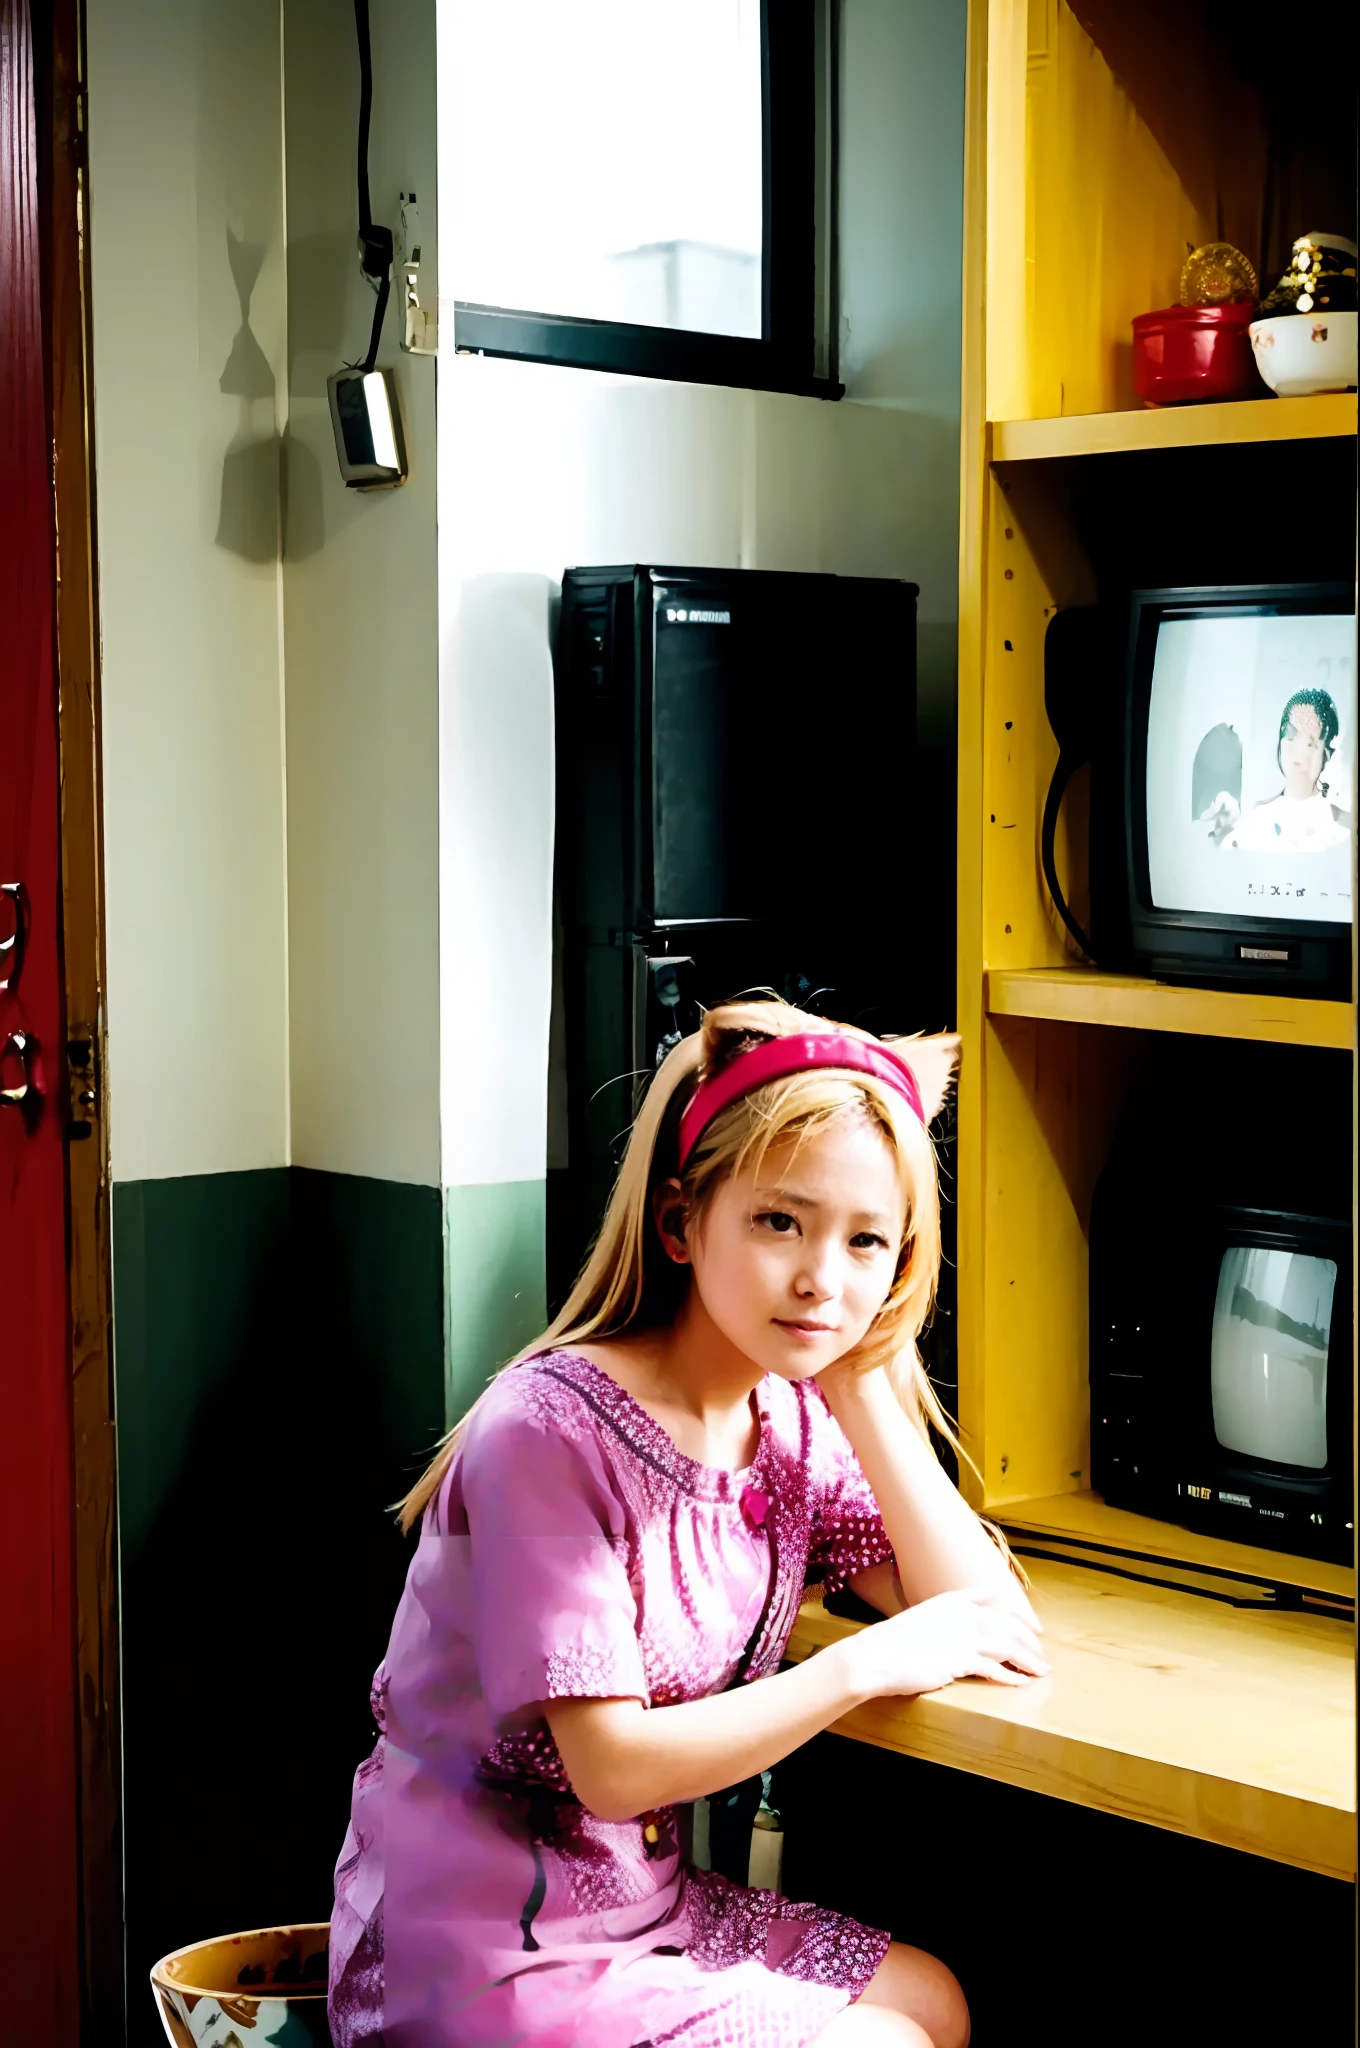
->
[1180,241,1258,307]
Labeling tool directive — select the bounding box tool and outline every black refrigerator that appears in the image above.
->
[548,561,932,1313]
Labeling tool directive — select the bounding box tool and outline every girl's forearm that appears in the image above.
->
[821,1366,1019,1609]
[546,1639,870,1823]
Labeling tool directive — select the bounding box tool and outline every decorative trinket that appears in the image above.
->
[1259,234,1357,318]
[1180,241,1258,307]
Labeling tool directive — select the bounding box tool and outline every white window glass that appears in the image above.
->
[1211,1246,1334,1471]
[448,0,764,339]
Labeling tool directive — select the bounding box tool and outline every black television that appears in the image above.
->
[1090,1052,1354,1567]
[1056,583,1357,995]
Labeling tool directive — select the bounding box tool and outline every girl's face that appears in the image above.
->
[685,1115,908,1382]
[1282,703,1326,797]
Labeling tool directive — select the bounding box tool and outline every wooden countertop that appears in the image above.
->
[784,1557,1356,1882]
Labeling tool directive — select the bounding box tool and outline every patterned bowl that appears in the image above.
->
[1249,311,1357,397]
[150,1922,331,2047]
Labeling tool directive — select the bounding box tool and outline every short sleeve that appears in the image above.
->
[803,1385,896,1595]
[459,1388,649,1719]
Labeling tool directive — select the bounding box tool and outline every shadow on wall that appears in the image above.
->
[217,434,281,563]
[277,228,410,564]
[213,218,372,566]
[281,424,326,563]
[215,225,281,564]
[220,229,276,398]
[286,230,361,397]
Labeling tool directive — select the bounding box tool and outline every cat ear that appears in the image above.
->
[891,1032,960,1125]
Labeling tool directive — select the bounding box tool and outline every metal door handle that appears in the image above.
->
[0,883,28,995]
[0,1028,43,1123]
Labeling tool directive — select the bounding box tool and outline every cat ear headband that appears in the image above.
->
[676,1031,925,1171]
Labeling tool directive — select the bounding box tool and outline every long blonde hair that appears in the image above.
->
[398,999,977,1537]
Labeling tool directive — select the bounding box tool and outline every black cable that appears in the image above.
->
[362,272,391,375]
[355,0,373,238]
[351,0,392,374]
[1007,1544,1353,1621]
[1041,753,1093,958]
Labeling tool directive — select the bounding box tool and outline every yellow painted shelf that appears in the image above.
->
[985,967,1354,1049]
[947,0,1358,1879]
[785,1563,1356,1881]
[995,1490,1355,1605]
[991,392,1357,464]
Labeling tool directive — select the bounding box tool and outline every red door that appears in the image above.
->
[1,0,81,2041]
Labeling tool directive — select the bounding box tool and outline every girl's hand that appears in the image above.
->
[840,1586,1051,1699]
[990,1575,1044,1637]
[813,1354,876,1398]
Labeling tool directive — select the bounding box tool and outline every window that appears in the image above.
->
[448,0,837,397]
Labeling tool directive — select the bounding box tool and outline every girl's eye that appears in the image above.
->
[756,1211,798,1235]
[850,1232,890,1251]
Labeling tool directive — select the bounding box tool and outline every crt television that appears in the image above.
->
[1090,1055,1353,1567]
[1088,583,1356,995]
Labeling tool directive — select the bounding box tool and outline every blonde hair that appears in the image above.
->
[397,1000,991,1549]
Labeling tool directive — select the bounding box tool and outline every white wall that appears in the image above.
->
[87,0,289,1183]
[86,0,965,1209]
[437,0,968,1192]
[839,0,968,422]
[839,0,968,959]
[282,0,441,1186]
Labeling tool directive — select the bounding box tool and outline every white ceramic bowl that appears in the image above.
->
[1249,310,1357,397]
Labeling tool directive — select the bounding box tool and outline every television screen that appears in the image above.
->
[1211,1245,1336,1471]
[1144,609,1355,926]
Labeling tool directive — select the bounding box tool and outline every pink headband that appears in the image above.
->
[676,1031,925,1170]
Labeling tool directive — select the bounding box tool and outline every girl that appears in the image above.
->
[1205,686,1351,852]
[329,1000,1047,2048]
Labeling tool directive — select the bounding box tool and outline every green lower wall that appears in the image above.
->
[113,1167,445,2015]
[443,1178,547,1421]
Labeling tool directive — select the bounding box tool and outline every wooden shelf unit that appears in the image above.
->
[949,0,1358,1860]
[958,0,1359,1518]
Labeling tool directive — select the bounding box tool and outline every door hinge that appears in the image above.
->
[67,1031,99,1140]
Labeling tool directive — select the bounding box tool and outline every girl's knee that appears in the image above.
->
[864,1941,970,2048]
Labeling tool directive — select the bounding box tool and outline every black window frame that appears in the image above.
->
[452,0,841,399]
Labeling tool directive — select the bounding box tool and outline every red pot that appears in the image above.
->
[1131,301,1262,406]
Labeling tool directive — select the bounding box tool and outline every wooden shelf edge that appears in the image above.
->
[786,1590,1357,1881]
[990,392,1357,463]
[984,967,1355,1049]
[807,1690,1357,1884]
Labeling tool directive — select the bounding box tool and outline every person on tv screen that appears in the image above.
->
[1202,687,1350,852]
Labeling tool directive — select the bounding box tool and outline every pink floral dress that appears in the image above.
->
[329,1349,895,2046]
